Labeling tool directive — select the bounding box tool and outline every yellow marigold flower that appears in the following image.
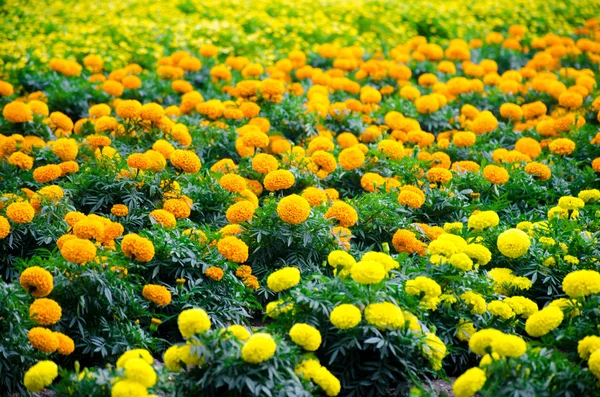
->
[460,291,487,315]
[224,325,250,340]
[578,336,600,360]
[264,169,295,191]
[362,251,398,272]
[111,379,148,397]
[469,329,503,355]
[503,296,538,318]
[406,276,442,299]
[116,349,153,368]
[558,196,585,210]
[142,284,172,306]
[330,304,362,329]
[422,333,447,370]
[149,209,177,229]
[452,367,486,397]
[562,270,600,298]
[32,164,63,183]
[241,333,277,364]
[163,345,184,371]
[350,260,385,284]
[277,194,311,225]
[28,327,59,353]
[29,298,62,325]
[267,267,301,292]
[178,308,211,339]
[54,332,75,355]
[123,357,156,387]
[365,302,404,330]
[217,236,249,263]
[289,323,322,351]
[467,210,499,231]
[295,358,322,380]
[487,300,515,320]
[525,306,564,337]
[219,173,247,193]
[23,360,59,392]
[121,233,155,262]
[497,228,530,258]
[3,101,33,122]
[312,366,341,397]
[456,321,477,342]
[205,266,224,281]
[6,201,35,223]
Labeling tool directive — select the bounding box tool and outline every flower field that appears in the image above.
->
[2,1,600,396]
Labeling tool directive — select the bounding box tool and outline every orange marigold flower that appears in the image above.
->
[60,238,97,264]
[483,165,510,185]
[149,209,177,229]
[264,170,295,191]
[29,298,62,325]
[236,265,253,279]
[3,102,33,122]
[170,150,201,173]
[55,332,75,355]
[277,194,311,224]
[163,198,191,219]
[426,168,453,184]
[20,266,53,297]
[324,201,358,227]
[142,284,172,306]
[548,138,576,156]
[33,164,62,183]
[243,275,259,290]
[524,162,552,181]
[205,266,224,281]
[217,236,249,263]
[122,233,155,262]
[226,201,256,224]
[6,202,35,223]
[252,153,279,174]
[398,190,425,209]
[8,152,34,170]
[0,215,10,239]
[111,204,129,217]
[392,229,426,256]
[28,327,59,353]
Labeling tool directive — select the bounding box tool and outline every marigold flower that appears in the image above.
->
[3,101,33,122]
[29,298,62,325]
[23,360,59,392]
[562,270,600,298]
[142,284,172,306]
[170,149,201,173]
[28,327,59,353]
[217,236,249,263]
[178,308,211,338]
[6,201,35,223]
[264,169,295,191]
[453,367,487,397]
[289,323,322,351]
[205,266,224,281]
[277,194,311,224]
[483,165,509,184]
[525,306,564,337]
[324,201,358,227]
[54,332,75,355]
[121,234,154,262]
[267,267,301,292]
[548,138,576,155]
[497,228,530,258]
[241,333,277,364]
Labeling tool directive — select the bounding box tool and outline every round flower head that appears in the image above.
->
[562,270,600,298]
[178,308,211,338]
[217,236,249,263]
[453,367,487,397]
[23,360,59,392]
[289,323,322,351]
[277,194,311,224]
[468,329,504,355]
[60,238,97,264]
[30,298,62,325]
[312,366,341,396]
[123,357,157,387]
[264,170,295,191]
[142,284,172,306]
[525,306,564,337]
[20,266,53,297]
[116,349,154,368]
[28,327,59,353]
[330,304,362,329]
[324,201,358,227]
[350,260,385,284]
[497,228,530,258]
[54,332,75,355]
[3,101,33,122]
[170,149,201,173]
[6,202,35,223]
[365,302,404,330]
[121,233,155,262]
[267,267,301,292]
[241,333,277,364]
